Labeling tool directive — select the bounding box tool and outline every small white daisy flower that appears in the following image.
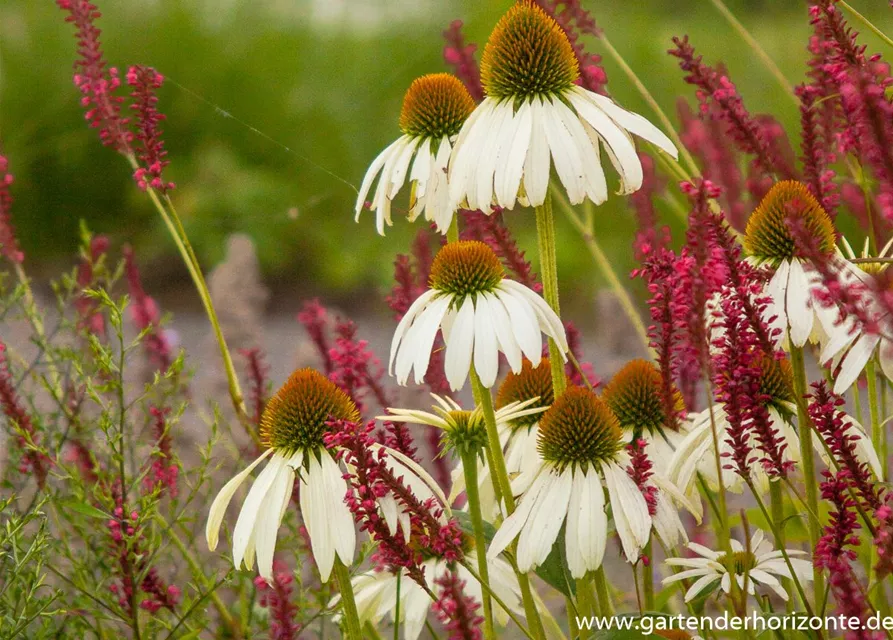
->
[206,368,358,583]
[663,530,812,602]
[356,73,475,235]
[448,1,677,214]
[335,554,524,640]
[389,240,568,391]
[380,393,547,522]
[743,180,840,349]
[488,387,652,579]
[819,236,893,394]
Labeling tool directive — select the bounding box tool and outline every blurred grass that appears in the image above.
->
[1,0,892,300]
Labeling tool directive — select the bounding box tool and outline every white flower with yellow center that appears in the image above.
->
[380,393,546,522]
[743,180,841,349]
[820,236,893,393]
[663,530,812,602]
[448,1,677,213]
[488,387,652,579]
[356,73,475,235]
[206,368,358,583]
[602,359,700,547]
[336,554,523,640]
[390,240,568,391]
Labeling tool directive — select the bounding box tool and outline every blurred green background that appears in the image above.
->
[1,0,891,301]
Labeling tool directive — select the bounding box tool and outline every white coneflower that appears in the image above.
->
[448,1,676,214]
[743,180,840,349]
[336,554,523,640]
[488,387,652,579]
[668,357,801,497]
[663,530,812,602]
[820,236,893,394]
[206,368,358,583]
[356,73,475,235]
[389,240,568,391]
[380,393,546,521]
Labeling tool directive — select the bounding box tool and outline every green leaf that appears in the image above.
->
[60,500,109,520]
[534,534,576,599]
[453,511,497,543]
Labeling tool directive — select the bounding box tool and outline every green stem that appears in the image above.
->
[332,560,362,640]
[534,192,567,395]
[575,575,598,619]
[707,0,796,103]
[593,568,614,616]
[461,451,496,640]
[470,368,546,640]
[839,1,893,50]
[769,480,793,612]
[853,377,865,426]
[867,360,884,481]
[642,540,654,612]
[790,345,824,611]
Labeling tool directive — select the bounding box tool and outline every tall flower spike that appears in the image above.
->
[206,368,359,582]
[744,180,839,348]
[0,154,23,264]
[389,241,568,391]
[356,74,475,235]
[488,386,652,577]
[449,0,677,214]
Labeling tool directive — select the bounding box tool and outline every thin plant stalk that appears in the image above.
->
[867,361,885,481]
[707,0,797,103]
[642,540,654,612]
[332,559,363,640]
[470,367,547,640]
[838,1,893,50]
[534,192,567,394]
[575,575,598,619]
[461,450,496,640]
[551,191,652,355]
[593,568,614,616]
[790,345,824,610]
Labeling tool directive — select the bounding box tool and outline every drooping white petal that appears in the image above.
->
[449,98,495,208]
[484,292,523,373]
[255,460,295,581]
[408,137,432,213]
[517,469,572,572]
[786,259,815,347]
[523,98,551,207]
[319,451,356,565]
[488,466,549,561]
[604,463,651,562]
[300,455,335,582]
[232,453,284,570]
[584,90,678,158]
[473,295,500,388]
[444,296,476,391]
[387,137,420,199]
[473,101,514,212]
[356,137,403,220]
[206,448,274,551]
[495,102,533,210]
[389,289,438,374]
[541,98,585,204]
[500,280,569,357]
[834,332,880,394]
[496,287,543,365]
[685,573,721,602]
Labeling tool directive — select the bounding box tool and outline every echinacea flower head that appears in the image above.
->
[744,180,839,347]
[488,387,652,578]
[663,530,812,602]
[356,73,475,235]
[449,1,677,213]
[389,241,568,391]
[495,358,563,482]
[206,368,359,583]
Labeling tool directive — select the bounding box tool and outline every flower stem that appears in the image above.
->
[643,540,654,612]
[839,1,893,50]
[575,574,598,619]
[470,367,546,640]
[552,191,652,355]
[461,450,496,640]
[706,0,796,103]
[867,360,885,481]
[593,567,614,616]
[332,559,362,640]
[790,345,824,610]
[534,192,567,395]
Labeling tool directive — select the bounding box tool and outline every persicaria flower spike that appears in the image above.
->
[488,386,652,577]
[389,240,568,391]
[0,154,23,264]
[206,368,359,583]
[356,73,475,235]
[449,0,677,213]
